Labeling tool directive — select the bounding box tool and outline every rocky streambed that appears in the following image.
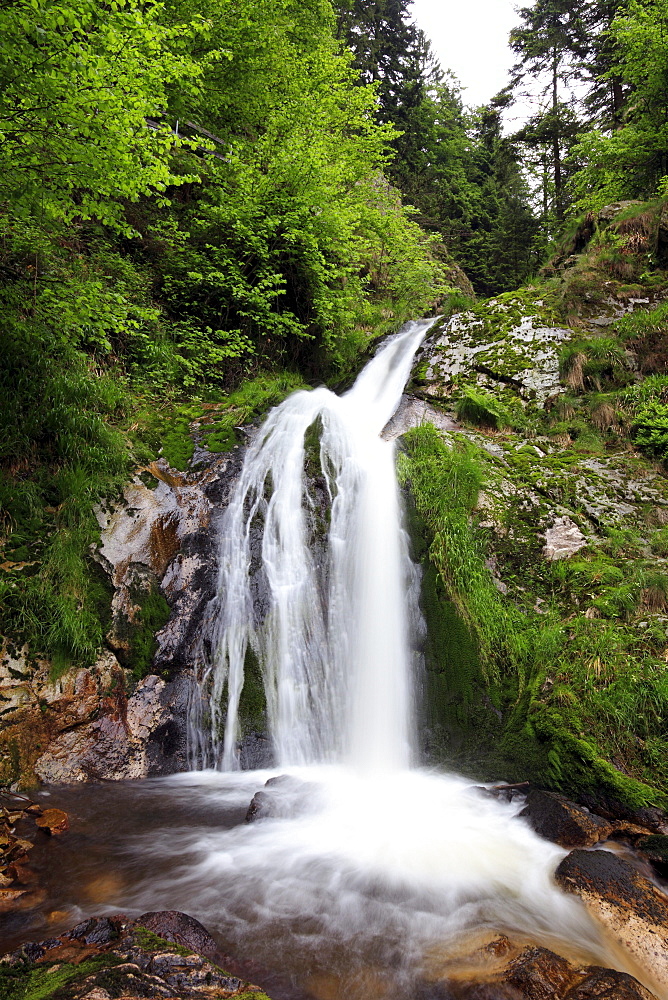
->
[2,779,668,1000]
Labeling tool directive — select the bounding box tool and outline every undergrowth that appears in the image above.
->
[0,229,313,672]
[399,423,668,807]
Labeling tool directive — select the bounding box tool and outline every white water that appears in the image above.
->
[159,320,641,995]
[197,318,432,771]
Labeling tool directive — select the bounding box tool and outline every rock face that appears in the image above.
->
[0,446,252,787]
[95,452,244,679]
[555,849,668,995]
[543,516,588,561]
[0,645,195,785]
[0,911,272,999]
[415,303,572,405]
[32,669,194,783]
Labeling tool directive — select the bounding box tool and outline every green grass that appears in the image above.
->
[456,387,510,430]
[399,422,668,808]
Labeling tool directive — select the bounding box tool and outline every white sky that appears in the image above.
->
[409,0,522,110]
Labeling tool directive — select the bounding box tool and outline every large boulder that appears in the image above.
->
[555,849,668,994]
[1,912,271,999]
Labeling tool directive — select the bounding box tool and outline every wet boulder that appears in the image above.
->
[245,774,320,823]
[136,910,219,960]
[501,946,656,1000]
[565,966,658,998]
[1,911,271,999]
[519,790,612,848]
[555,849,668,994]
[635,834,668,878]
[502,947,579,999]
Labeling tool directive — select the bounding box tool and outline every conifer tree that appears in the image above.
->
[510,0,589,222]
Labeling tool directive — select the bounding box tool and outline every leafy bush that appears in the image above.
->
[621,375,668,461]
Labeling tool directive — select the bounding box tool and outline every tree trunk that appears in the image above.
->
[552,45,563,222]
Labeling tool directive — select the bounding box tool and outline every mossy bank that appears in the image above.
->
[401,199,668,813]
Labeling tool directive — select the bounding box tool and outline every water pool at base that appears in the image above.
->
[1,767,647,1000]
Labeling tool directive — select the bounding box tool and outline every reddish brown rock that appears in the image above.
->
[35,807,69,835]
[565,966,657,998]
[555,849,668,994]
[503,946,579,999]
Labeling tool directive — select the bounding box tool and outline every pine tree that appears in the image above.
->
[509,0,589,222]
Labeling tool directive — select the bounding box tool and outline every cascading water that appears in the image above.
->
[197,318,432,771]
[34,320,658,999]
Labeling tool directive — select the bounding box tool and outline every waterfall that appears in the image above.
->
[198,318,435,771]
[108,317,626,994]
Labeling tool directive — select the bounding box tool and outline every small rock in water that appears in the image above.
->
[245,774,319,823]
[34,807,69,835]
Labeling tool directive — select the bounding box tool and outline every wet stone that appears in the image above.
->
[245,774,319,823]
[565,966,658,999]
[503,946,579,999]
[555,849,668,994]
[68,916,119,946]
[635,834,668,877]
[519,789,612,848]
[34,807,69,835]
[136,910,219,959]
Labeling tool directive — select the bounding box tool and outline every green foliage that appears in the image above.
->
[402,416,668,807]
[128,588,171,679]
[0,0,205,231]
[399,424,519,680]
[455,388,509,430]
[0,0,449,676]
[650,527,668,557]
[617,299,668,344]
[199,373,310,453]
[621,375,668,462]
[570,0,668,210]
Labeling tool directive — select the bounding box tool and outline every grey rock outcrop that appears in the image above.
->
[543,516,588,561]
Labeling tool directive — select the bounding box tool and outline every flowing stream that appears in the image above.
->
[3,321,652,997]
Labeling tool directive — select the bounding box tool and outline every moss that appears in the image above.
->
[400,418,668,809]
[456,388,509,430]
[107,571,171,679]
[128,586,171,680]
[237,642,267,736]
[133,926,193,955]
[0,955,120,1000]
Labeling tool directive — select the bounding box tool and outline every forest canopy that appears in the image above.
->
[2,0,668,670]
